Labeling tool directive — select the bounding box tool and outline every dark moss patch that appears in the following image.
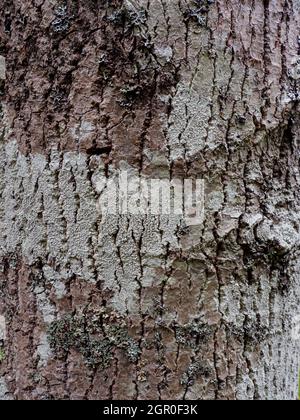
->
[236,114,247,125]
[118,84,143,108]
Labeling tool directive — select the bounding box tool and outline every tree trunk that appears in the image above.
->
[0,0,299,400]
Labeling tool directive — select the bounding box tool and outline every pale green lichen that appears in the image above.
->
[0,347,5,363]
[47,309,140,370]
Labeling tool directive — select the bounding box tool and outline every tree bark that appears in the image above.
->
[0,0,299,400]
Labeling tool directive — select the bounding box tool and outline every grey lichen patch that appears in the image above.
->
[184,0,215,27]
[0,56,5,80]
[106,5,147,32]
[173,318,271,350]
[35,333,53,368]
[0,315,6,341]
[0,56,5,99]
[47,308,140,369]
[226,319,271,345]
[243,322,270,345]
[241,242,290,273]
[51,2,73,34]
[0,378,12,400]
[180,361,212,386]
[288,56,300,81]
[174,320,215,348]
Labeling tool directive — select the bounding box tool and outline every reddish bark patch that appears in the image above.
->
[0,0,179,169]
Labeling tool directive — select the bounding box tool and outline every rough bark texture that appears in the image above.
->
[0,0,300,400]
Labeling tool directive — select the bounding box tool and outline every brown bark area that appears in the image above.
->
[0,0,300,400]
